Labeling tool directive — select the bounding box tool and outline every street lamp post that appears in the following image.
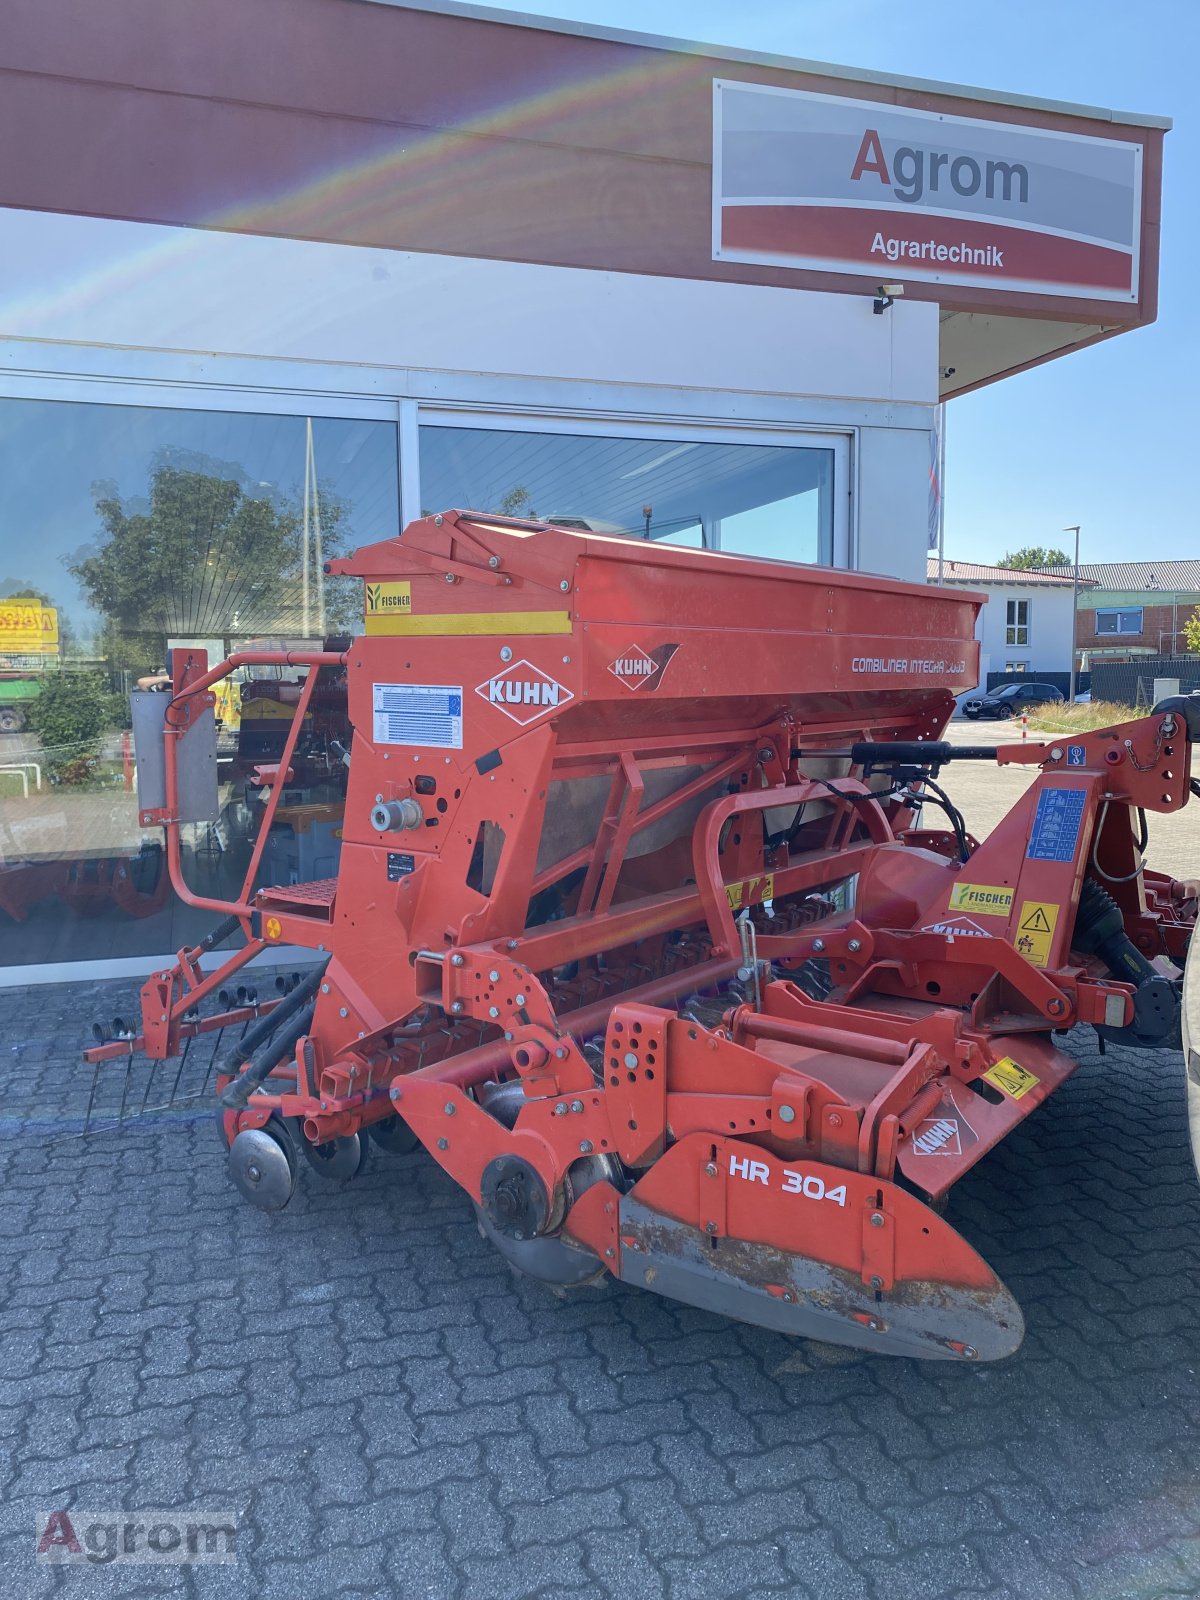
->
[1063,525,1081,704]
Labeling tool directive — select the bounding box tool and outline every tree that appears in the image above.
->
[995,546,1071,570]
[497,485,537,519]
[1183,605,1200,655]
[67,452,354,673]
[26,670,115,782]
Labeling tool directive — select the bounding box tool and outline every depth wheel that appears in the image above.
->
[367,1113,420,1156]
[228,1121,297,1211]
[301,1131,368,1181]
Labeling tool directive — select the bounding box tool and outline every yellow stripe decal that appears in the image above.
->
[365,610,572,637]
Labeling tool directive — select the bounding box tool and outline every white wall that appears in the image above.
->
[856,426,933,582]
[0,204,940,581]
[0,206,938,406]
[974,583,1075,689]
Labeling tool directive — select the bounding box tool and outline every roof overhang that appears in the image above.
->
[1,0,1169,398]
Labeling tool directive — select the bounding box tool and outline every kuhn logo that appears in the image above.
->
[910,1098,978,1158]
[608,643,680,692]
[475,660,574,725]
[921,916,990,939]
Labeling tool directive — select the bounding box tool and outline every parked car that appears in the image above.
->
[961,681,1064,720]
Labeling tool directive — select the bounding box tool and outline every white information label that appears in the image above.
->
[372,683,463,749]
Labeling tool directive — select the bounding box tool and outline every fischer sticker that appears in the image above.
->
[948,882,1014,917]
[475,660,574,726]
[608,643,680,692]
[726,873,774,912]
[1013,900,1060,967]
[982,1055,1039,1100]
[365,581,412,618]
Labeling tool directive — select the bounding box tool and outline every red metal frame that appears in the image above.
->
[89,512,1196,1361]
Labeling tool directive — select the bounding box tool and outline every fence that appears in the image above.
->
[1090,656,1200,707]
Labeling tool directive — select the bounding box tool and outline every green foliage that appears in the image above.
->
[26,670,115,782]
[995,546,1071,571]
[1183,605,1200,655]
[1026,700,1137,734]
[68,455,354,669]
[497,486,537,519]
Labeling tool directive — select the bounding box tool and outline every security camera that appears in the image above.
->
[873,283,905,315]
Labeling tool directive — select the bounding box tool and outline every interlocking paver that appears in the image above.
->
[4,977,1200,1599]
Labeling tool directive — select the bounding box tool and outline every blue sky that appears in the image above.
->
[508,0,1196,567]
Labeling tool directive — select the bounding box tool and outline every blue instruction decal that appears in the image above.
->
[1027,787,1086,862]
[1066,744,1086,766]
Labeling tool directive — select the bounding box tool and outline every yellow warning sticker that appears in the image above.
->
[948,882,1014,917]
[365,581,412,619]
[726,873,775,912]
[1013,900,1060,968]
[264,916,283,942]
[982,1055,1040,1100]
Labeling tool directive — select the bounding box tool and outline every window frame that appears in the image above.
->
[1005,597,1031,648]
[414,405,853,568]
[1094,606,1143,636]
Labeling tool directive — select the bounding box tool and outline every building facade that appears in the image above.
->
[1036,560,1200,666]
[928,559,1079,696]
[0,0,1169,979]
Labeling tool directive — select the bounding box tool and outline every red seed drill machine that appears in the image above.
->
[85,511,1200,1362]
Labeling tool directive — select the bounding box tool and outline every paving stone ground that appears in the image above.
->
[3,976,1200,1599]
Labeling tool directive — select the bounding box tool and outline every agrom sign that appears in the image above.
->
[713,80,1142,302]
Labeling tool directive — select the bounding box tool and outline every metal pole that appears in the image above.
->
[939,403,947,584]
[1064,525,1081,703]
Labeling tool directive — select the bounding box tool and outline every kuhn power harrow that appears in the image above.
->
[84,512,1199,1361]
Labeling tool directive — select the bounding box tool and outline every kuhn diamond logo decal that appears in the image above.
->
[607,642,680,692]
[910,1097,978,1157]
[475,659,574,725]
[610,647,657,690]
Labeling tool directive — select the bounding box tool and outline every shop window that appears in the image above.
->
[0,394,398,974]
[1005,598,1030,647]
[418,424,836,566]
[1095,607,1143,635]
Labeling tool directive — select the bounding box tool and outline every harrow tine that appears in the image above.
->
[165,1034,194,1110]
[77,1055,104,1140]
[199,1026,226,1097]
[137,1055,159,1119]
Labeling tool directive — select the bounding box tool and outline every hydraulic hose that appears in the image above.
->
[1073,877,1158,987]
[219,1004,315,1110]
[217,956,329,1108]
